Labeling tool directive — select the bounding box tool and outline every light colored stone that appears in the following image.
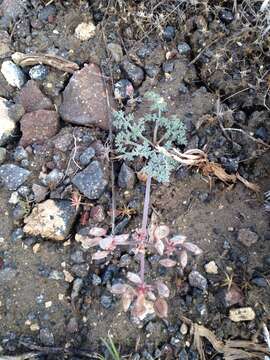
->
[0,97,16,146]
[238,228,258,247]
[24,199,77,241]
[75,22,96,41]
[204,261,218,274]
[229,307,255,322]
[1,60,26,88]
[107,43,123,62]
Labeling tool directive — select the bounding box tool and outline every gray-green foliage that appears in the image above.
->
[113,91,187,183]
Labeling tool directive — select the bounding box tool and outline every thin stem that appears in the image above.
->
[140,175,152,283]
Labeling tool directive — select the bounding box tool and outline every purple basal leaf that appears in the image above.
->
[154,297,168,318]
[170,235,186,245]
[182,242,202,255]
[146,291,156,301]
[131,294,146,318]
[89,227,107,237]
[92,250,110,260]
[156,281,170,298]
[159,258,177,267]
[154,225,170,240]
[114,234,130,245]
[111,283,127,295]
[122,289,135,312]
[127,272,142,285]
[179,250,188,268]
[155,239,165,255]
[99,236,114,250]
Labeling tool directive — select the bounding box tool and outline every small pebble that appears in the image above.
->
[92,273,102,286]
[29,65,48,81]
[188,270,207,291]
[100,293,113,309]
[0,148,6,164]
[114,79,134,101]
[39,328,54,346]
[219,9,234,24]
[11,228,24,241]
[75,22,96,41]
[180,323,188,335]
[204,261,218,274]
[13,146,28,162]
[229,307,255,322]
[177,42,191,55]
[30,323,40,331]
[1,60,26,88]
[238,228,258,247]
[79,147,95,166]
[163,25,175,42]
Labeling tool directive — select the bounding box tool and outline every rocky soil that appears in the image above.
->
[0,0,269,359]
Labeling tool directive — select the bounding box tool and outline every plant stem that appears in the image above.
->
[140,175,152,283]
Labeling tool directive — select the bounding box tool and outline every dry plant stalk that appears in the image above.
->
[156,146,260,192]
[12,52,79,73]
[194,324,270,360]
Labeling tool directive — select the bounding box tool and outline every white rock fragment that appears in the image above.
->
[204,261,218,274]
[1,60,26,88]
[75,22,96,41]
[0,97,16,146]
[229,307,255,322]
[107,43,123,62]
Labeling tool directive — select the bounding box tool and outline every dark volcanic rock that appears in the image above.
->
[59,63,111,130]
[0,164,30,190]
[121,60,144,87]
[71,161,108,200]
[20,110,59,147]
[118,163,135,189]
[16,80,52,112]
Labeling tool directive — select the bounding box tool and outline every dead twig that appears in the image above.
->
[12,53,79,73]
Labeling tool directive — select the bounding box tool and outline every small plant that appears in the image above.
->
[95,334,122,360]
[83,92,202,320]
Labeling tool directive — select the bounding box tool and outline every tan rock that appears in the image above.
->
[75,22,96,41]
[229,307,255,322]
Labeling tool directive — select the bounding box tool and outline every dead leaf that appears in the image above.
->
[127,272,142,285]
[92,250,110,260]
[154,297,168,318]
[89,227,107,237]
[179,250,188,268]
[156,281,170,298]
[159,258,177,267]
[183,242,203,255]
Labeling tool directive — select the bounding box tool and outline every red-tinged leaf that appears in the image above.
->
[154,225,170,240]
[75,234,101,248]
[114,234,130,245]
[127,272,142,285]
[156,281,170,298]
[92,250,110,260]
[179,250,188,268]
[146,291,156,301]
[122,288,135,311]
[155,239,165,255]
[159,258,177,267]
[170,235,186,244]
[131,294,146,318]
[99,236,115,250]
[111,283,127,295]
[182,242,202,255]
[89,227,107,237]
[154,298,168,318]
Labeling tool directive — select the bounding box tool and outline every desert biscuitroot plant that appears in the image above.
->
[79,92,202,319]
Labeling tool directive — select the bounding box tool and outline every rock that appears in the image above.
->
[0,164,30,190]
[188,270,207,291]
[179,349,188,360]
[255,127,269,142]
[0,268,17,283]
[59,63,111,130]
[118,163,135,189]
[0,97,16,146]
[107,43,123,62]
[238,228,258,247]
[100,293,113,309]
[38,4,56,21]
[79,147,95,166]
[71,264,89,278]
[0,0,25,21]
[17,185,30,198]
[229,307,255,322]
[251,277,268,287]
[163,26,175,42]
[44,169,64,188]
[0,31,11,58]
[20,110,59,147]
[71,161,108,200]
[92,274,102,285]
[13,146,28,162]
[32,184,48,203]
[16,80,52,112]
[219,9,234,24]
[263,255,270,268]
[119,254,132,267]
[204,261,218,274]
[29,65,48,81]
[180,323,188,335]
[220,157,239,173]
[23,199,77,241]
[177,42,191,55]
[145,64,160,78]
[71,278,83,300]
[8,103,25,122]
[70,250,85,264]
[39,328,54,346]
[66,317,79,333]
[114,79,134,101]
[121,60,144,87]
[162,61,174,73]
[90,205,105,222]
[75,22,96,41]
[1,61,26,88]
[0,148,7,164]
[178,84,189,94]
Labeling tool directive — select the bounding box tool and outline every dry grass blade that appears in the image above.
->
[194,324,270,360]
[157,146,260,192]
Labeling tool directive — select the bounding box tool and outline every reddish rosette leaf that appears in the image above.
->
[154,225,170,240]
[156,281,170,298]
[127,272,142,285]
[111,283,127,295]
[89,227,107,237]
[179,250,188,268]
[146,291,156,301]
[154,297,168,318]
[170,235,186,244]
[159,258,177,267]
[114,234,130,245]
[131,294,146,318]
[92,250,110,260]
[155,239,165,255]
[99,236,115,250]
[75,234,102,248]
[182,242,202,255]
[122,287,136,312]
